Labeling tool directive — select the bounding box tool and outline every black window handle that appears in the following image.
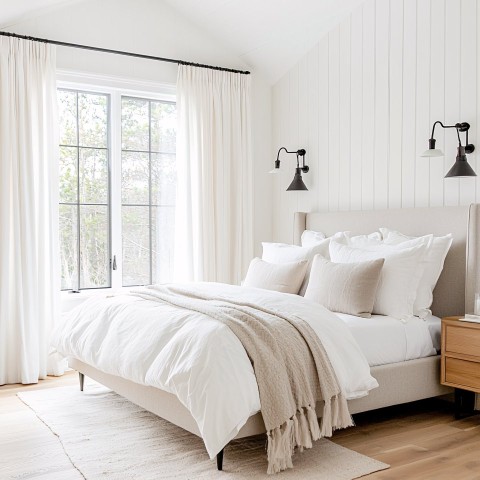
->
[111,255,117,271]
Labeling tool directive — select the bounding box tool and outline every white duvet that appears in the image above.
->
[51,283,378,458]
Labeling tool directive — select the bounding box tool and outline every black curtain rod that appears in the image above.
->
[0,31,250,75]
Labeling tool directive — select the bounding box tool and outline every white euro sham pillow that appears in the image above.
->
[335,231,383,247]
[379,228,453,318]
[301,230,382,248]
[243,258,308,294]
[301,230,326,247]
[329,240,428,319]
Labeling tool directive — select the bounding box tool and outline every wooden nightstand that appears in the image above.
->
[441,316,480,418]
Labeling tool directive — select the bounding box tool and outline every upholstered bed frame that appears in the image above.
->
[70,204,480,469]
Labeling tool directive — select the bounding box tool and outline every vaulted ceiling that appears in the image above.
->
[163,0,366,82]
[0,0,365,84]
[0,0,80,28]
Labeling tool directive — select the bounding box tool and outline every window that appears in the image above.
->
[58,84,176,291]
[121,97,176,286]
[58,89,110,290]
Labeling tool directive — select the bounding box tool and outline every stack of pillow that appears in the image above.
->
[242,228,452,320]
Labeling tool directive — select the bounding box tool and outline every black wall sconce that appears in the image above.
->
[421,121,476,178]
[270,147,309,191]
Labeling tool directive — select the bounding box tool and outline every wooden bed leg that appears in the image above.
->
[79,372,84,392]
[216,448,224,471]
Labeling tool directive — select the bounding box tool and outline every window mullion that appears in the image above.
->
[110,91,123,289]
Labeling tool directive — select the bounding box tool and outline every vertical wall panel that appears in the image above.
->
[389,0,404,208]
[328,29,341,211]
[288,65,300,227]
[401,0,417,208]
[415,0,431,207]
[350,5,364,209]
[339,17,352,211]
[429,0,446,206]
[304,45,320,211]
[271,81,282,240]
[444,0,461,205]
[362,0,376,210]
[318,37,330,212]
[374,0,389,209]
[297,55,314,213]
[460,0,477,204]
[272,0,480,239]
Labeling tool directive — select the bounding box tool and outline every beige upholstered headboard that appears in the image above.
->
[293,204,480,318]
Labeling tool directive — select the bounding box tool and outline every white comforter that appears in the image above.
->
[51,283,378,458]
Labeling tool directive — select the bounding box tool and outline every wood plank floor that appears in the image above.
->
[1,374,479,479]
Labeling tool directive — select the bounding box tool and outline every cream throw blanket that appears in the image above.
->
[134,285,353,474]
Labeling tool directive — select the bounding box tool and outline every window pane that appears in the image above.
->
[59,204,78,290]
[78,93,108,148]
[79,205,110,289]
[79,148,108,204]
[122,206,150,286]
[151,101,176,153]
[121,151,149,205]
[58,90,77,146]
[59,146,78,203]
[151,153,176,205]
[121,98,149,151]
[152,206,175,284]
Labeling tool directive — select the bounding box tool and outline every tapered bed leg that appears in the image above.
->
[79,372,84,392]
[216,448,224,471]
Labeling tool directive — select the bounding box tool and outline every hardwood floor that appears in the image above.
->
[1,374,479,479]
[334,397,480,479]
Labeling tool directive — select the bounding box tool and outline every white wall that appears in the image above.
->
[272,0,480,242]
[7,0,272,255]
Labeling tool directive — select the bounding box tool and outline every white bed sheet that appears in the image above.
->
[335,312,439,367]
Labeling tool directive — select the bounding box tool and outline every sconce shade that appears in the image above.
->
[286,168,308,191]
[421,148,444,157]
[421,137,443,157]
[445,147,477,178]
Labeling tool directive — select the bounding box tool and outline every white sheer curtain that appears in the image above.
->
[0,37,64,385]
[174,65,253,285]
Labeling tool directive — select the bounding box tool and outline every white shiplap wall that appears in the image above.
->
[272,0,480,242]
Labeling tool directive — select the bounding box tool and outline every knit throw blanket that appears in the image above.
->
[133,285,353,474]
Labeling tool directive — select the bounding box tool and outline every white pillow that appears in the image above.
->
[329,240,428,319]
[301,230,327,247]
[336,231,383,247]
[243,257,307,294]
[302,230,382,248]
[380,228,453,318]
[305,255,385,318]
[262,241,330,295]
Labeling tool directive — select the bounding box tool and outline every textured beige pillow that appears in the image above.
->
[243,258,308,294]
[304,255,385,318]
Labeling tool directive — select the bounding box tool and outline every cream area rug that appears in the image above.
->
[18,382,389,479]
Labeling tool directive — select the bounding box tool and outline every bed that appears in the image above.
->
[60,204,480,471]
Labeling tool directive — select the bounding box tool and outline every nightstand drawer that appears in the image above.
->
[445,357,480,391]
[445,324,480,357]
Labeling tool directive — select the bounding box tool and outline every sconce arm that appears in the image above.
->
[430,121,463,147]
[275,147,308,170]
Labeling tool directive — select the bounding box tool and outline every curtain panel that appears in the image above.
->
[174,65,253,285]
[0,37,64,385]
